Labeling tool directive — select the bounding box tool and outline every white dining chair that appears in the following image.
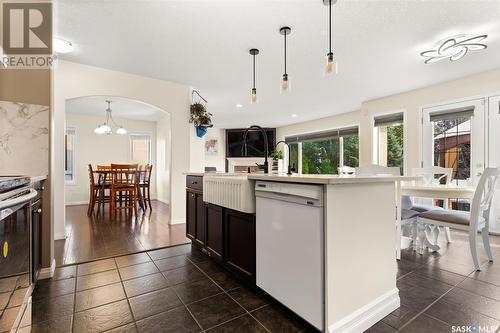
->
[417,167,500,271]
[355,164,418,260]
[411,167,454,243]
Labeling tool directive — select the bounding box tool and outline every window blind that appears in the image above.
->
[374,112,404,127]
[285,126,358,143]
[429,106,475,122]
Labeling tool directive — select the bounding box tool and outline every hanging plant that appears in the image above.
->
[189,102,213,138]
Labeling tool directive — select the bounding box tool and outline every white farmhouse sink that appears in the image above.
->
[203,175,256,213]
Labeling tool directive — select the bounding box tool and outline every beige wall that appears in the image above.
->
[64,113,158,204]
[54,61,199,241]
[278,68,500,173]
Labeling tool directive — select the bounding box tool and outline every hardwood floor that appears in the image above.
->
[55,201,190,266]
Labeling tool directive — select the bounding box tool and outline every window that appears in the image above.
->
[65,127,76,184]
[285,127,359,175]
[130,134,152,165]
[373,112,404,175]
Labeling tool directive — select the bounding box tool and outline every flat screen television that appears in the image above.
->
[226,128,276,158]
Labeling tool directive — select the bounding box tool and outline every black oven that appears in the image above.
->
[0,178,37,330]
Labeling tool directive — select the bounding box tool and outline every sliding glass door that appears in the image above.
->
[422,99,485,211]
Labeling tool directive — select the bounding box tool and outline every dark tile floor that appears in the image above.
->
[55,201,189,265]
[20,230,500,333]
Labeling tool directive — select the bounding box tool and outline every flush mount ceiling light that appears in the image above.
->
[94,100,127,135]
[323,0,338,75]
[420,34,488,64]
[54,37,74,54]
[249,48,259,104]
[236,104,243,108]
[280,27,292,93]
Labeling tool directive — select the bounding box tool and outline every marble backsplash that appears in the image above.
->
[0,100,49,176]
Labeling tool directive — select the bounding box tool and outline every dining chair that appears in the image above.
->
[87,164,110,216]
[417,167,500,270]
[110,163,139,219]
[355,164,419,260]
[139,164,153,210]
[410,167,454,243]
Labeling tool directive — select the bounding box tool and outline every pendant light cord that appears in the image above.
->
[253,53,256,89]
[284,32,287,75]
[329,0,332,53]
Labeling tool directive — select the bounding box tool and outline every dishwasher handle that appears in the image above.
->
[255,190,323,207]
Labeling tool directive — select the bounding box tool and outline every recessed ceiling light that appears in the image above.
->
[54,37,74,54]
[236,104,243,108]
[420,34,487,64]
[291,114,298,118]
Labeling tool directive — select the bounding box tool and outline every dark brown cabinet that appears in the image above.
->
[186,176,204,247]
[185,174,256,285]
[224,209,256,283]
[205,203,224,262]
[186,189,197,241]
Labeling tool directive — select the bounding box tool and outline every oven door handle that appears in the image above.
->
[0,189,38,211]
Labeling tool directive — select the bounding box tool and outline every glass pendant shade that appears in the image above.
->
[251,88,257,104]
[280,74,290,93]
[94,126,103,134]
[325,52,337,76]
[101,124,111,134]
[116,127,127,135]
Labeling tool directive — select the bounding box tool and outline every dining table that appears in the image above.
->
[93,169,147,213]
[400,181,476,252]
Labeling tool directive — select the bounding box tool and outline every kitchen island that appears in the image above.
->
[185,172,416,333]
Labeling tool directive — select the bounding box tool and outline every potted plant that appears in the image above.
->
[190,102,213,138]
[269,150,284,174]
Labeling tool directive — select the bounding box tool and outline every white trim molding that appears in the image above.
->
[38,258,57,280]
[170,217,185,225]
[328,288,400,333]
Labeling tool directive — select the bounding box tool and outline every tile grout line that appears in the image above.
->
[396,265,472,331]
[187,256,272,333]
[148,254,205,332]
[113,257,139,332]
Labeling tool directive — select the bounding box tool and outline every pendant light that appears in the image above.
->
[324,0,338,75]
[249,48,259,104]
[94,100,127,135]
[279,26,292,93]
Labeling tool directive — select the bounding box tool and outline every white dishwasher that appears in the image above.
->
[255,181,324,331]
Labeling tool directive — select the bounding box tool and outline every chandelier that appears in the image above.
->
[94,100,127,135]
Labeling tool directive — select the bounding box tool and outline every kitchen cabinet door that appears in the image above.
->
[195,193,205,246]
[224,208,255,283]
[186,190,197,241]
[205,203,223,262]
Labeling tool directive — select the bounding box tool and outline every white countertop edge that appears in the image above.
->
[247,174,420,184]
[30,175,48,183]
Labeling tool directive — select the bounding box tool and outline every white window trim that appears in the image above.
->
[371,110,408,175]
[64,127,77,185]
[129,132,153,164]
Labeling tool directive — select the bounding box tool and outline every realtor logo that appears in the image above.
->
[1,1,53,68]
[2,2,52,54]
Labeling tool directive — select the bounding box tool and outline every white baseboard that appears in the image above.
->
[170,218,185,225]
[38,258,56,280]
[54,231,67,240]
[328,288,400,333]
[156,198,170,205]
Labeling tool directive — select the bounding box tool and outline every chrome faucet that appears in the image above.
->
[242,125,269,174]
[275,140,294,175]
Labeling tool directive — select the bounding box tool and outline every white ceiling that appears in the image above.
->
[55,0,500,128]
[66,96,166,121]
